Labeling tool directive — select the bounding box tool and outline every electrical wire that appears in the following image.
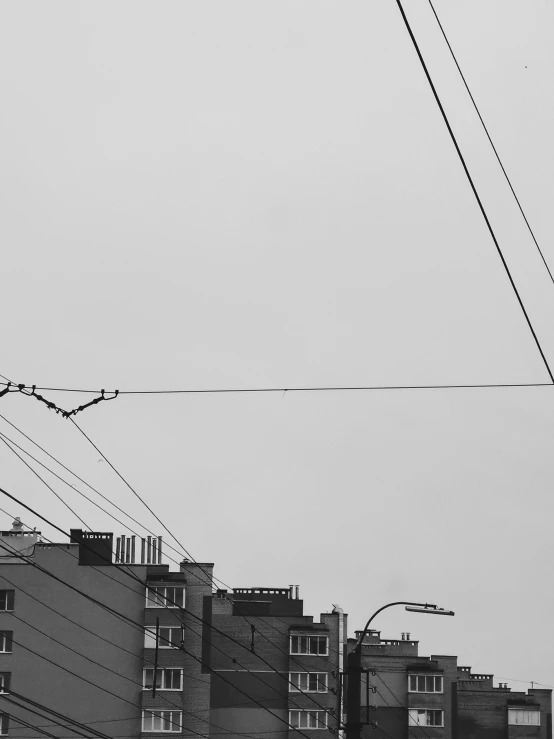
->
[0,413,193,569]
[66,418,347,703]
[2,691,112,739]
[394,0,554,385]
[427,0,554,289]
[0,484,339,729]
[0,425,189,572]
[70,417,195,563]
[0,435,89,529]
[0,381,551,394]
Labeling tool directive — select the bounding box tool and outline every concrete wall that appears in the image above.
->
[0,543,146,738]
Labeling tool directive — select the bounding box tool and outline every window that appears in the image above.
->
[508,709,540,726]
[0,633,12,654]
[146,587,184,609]
[409,675,443,693]
[289,673,328,693]
[289,711,327,729]
[290,635,328,656]
[143,669,183,691]
[0,714,8,735]
[0,592,14,612]
[0,674,10,693]
[144,627,182,649]
[142,711,182,733]
[409,710,444,727]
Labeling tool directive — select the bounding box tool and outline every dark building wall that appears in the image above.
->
[207,593,345,739]
[0,543,147,738]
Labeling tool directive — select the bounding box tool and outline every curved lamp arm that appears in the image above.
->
[354,601,441,653]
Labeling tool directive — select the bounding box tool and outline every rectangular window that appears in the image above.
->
[144,627,182,649]
[409,675,443,693]
[289,710,327,729]
[143,669,183,691]
[0,674,10,693]
[0,592,14,612]
[146,587,184,609]
[409,709,444,727]
[290,635,328,656]
[0,714,8,735]
[142,710,182,733]
[0,633,12,654]
[289,673,328,693]
[508,710,541,726]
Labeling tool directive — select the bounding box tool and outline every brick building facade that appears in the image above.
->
[347,629,552,739]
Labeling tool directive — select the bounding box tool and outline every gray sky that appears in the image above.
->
[1,1,553,691]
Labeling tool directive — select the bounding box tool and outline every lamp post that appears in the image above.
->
[345,602,454,739]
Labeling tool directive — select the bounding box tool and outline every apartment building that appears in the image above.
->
[0,519,346,738]
[346,629,552,739]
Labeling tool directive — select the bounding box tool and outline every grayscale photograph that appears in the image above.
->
[0,2,552,738]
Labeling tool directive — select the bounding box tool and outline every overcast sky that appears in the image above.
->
[1,1,554,692]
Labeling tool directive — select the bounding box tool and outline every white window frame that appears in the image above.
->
[289,673,328,693]
[409,709,444,727]
[289,710,328,730]
[508,709,541,726]
[408,675,443,694]
[143,668,183,691]
[146,586,185,609]
[0,674,10,694]
[144,627,182,649]
[0,633,12,654]
[0,592,14,612]
[289,635,329,656]
[141,710,182,733]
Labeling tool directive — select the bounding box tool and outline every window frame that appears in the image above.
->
[0,592,14,612]
[144,627,183,650]
[0,633,12,654]
[508,709,541,726]
[0,674,10,694]
[141,710,182,733]
[146,586,185,609]
[143,668,183,691]
[409,709,444,727]
[289,672,328,693]
[0,714,8,736]
[289,710,328,730]
[289,635,329,656]
[408,674,444,694]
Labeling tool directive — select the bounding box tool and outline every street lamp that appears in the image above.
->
[345,601,454,739]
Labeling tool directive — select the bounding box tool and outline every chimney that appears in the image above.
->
[406,633,410,640]
[401,633,405,640]
[10,518,23,533]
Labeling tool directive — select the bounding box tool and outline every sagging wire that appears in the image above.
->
[0,383,119,418]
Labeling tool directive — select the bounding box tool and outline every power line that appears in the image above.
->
[0,414,347,677]
[394,0,554,385]
[66,418,347,698]
[0,463,340,727]
[0,434,90,529]
[0,424,190,571]
[0,380,551,395]
[0,412,192,568]
[70,417,195,563]
[427,0,554,289]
